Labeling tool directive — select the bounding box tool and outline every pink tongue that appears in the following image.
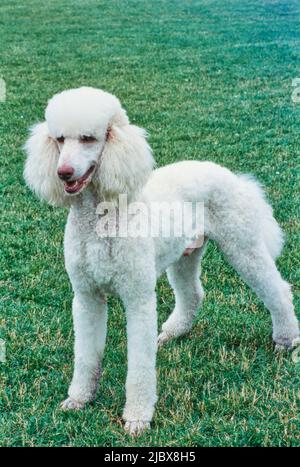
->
[67,180,77,187]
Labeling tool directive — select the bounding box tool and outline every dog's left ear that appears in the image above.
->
[94,109,155,201]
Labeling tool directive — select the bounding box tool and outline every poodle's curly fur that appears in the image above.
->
[24,87,299,435]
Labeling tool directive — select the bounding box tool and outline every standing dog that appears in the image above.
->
[24,87,299,435]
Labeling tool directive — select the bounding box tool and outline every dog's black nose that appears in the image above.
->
[57,166,74,181]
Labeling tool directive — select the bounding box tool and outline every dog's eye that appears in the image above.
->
[56,136,65,144]
[80,135,97,143]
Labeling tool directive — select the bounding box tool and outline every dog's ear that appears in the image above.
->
[94,109,155,201]
[24,122,68,207]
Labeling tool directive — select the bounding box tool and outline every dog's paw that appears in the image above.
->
[274,336,300,352]
[158,315,193,347]
[60,397,86,411]
[158,326,188,346]
[157,330,171,347]
[124,420,150,436]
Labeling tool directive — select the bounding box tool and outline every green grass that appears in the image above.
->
[0,0,300,447]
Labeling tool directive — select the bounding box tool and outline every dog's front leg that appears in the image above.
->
[121,291,157,435]
[61,292,107,410]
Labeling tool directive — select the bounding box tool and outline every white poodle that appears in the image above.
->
[24,87,299,435]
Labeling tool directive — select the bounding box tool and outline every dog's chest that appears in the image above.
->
[64,206,116,291]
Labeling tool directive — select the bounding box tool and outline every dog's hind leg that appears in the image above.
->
[220,239,300,350]
[158,242,207,346]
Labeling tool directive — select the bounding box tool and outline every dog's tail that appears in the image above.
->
[239,174,284,259]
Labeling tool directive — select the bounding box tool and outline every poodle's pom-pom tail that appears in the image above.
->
[24,122,68,207]
[239,174,284,259]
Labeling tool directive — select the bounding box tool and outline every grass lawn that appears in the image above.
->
[0,0,300,447]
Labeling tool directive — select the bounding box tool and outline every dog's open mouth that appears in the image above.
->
[64,165,96,194]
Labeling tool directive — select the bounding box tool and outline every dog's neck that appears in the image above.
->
[70,183,145,216]
[69,184,148,241]
[90,175,146,206]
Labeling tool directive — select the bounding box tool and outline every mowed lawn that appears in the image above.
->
[0,0,300,447]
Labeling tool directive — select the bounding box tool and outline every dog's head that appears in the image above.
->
[24,87,154,206]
